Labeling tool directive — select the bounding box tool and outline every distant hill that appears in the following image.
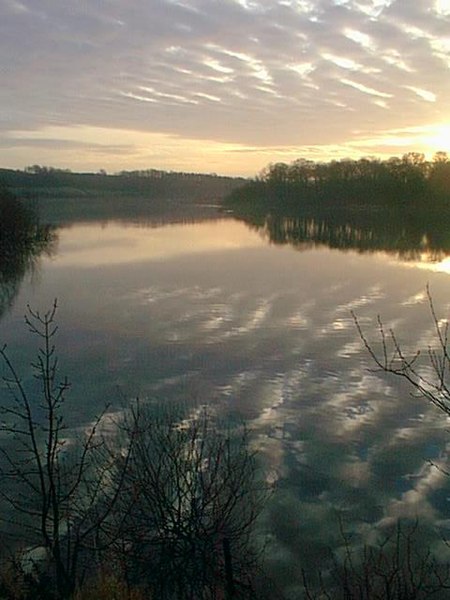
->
[0,167,247,202]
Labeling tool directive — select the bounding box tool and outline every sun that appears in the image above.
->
[436,0,450,15]
[424,123,450,155]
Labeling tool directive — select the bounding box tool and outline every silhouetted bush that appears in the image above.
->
[0,187,55,319]
[0,305,264,599]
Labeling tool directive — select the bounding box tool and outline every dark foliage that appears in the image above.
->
[0,187,55,318]
[0,187,48,257]
[0,303,133,598]
[104,403,265,599]
[0,166,246,203]
[0,307,264,599]
[225,152,450,211]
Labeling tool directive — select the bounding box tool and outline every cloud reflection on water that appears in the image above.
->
[3,217,450,594]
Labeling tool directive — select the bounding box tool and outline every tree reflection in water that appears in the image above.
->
[0,188,56,319]
[235,207,450,264]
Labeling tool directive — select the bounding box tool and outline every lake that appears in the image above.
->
[2,207,450,596]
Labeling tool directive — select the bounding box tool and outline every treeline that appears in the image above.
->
[0,166,246,202]
[225,152,450,210]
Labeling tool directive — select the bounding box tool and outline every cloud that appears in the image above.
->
[0,136,134,154]
[0,0,449,172]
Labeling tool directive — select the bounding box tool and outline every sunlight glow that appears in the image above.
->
[412,256,450,275]
[351,123,450,156]
[5,120,450,177]
[435,0,450,15]
[422,124,450,153]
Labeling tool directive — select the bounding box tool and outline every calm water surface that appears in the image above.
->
[3,215,450,595]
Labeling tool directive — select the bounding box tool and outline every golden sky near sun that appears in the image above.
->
[1,0,449,175]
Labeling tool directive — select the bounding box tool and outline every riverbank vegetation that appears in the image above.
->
[0,166,247,225]
[0,187,52,257]
[0,166,245,202]
[0,187,55,318]
[225,152,450,213]
[224,152,450,266]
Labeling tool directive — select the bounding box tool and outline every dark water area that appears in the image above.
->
[3,200,450,596]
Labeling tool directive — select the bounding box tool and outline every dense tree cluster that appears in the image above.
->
[226,152,450,209]
[24,166,73,175]
[117,168,227,181]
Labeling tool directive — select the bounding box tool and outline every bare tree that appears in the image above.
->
[341,286,450,598]
[302,520,450,600]
[352,285,450,417]
[0,304,266,598]
[108,402,267,599]
[0,302,132,598]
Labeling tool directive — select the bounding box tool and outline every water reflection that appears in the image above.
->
[0,203,56,320]
[3,215,450,596]
[52,219,266,268]
[237,209,450,264]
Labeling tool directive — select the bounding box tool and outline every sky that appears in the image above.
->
[1,0,449,176]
